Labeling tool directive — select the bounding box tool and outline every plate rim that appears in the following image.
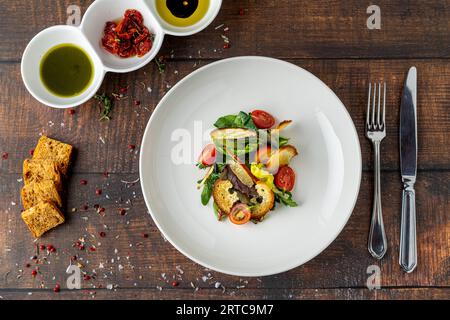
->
[139,56,362,277]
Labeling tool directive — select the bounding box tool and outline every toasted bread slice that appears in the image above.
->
[21,180,62,210]
[250,182,275,219]
[212,179,239,214]
[33,136,73,176]
[21,201,65,238]
[265,145,298,174]
[23,158,62,190]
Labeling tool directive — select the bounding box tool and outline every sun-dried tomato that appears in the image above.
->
[101,9,153,58]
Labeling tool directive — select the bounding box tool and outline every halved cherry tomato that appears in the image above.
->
[198,144,216,166]
[274,166,295,191]
[229,203,251,225]
[255,146,272,164]
[250,110,276,129]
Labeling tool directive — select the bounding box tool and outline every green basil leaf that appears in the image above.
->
[213,112,257,130]
[214,115,237,128]
[236,111,257,130]
[201,173,220,205]
[201,183,212,205]
[278,136,290,147]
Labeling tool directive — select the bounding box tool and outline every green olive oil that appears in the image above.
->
[40,44,93,97]
[156,0,210,27]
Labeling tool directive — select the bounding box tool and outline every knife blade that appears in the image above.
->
[399,66,418,273]
[400,67,417,177]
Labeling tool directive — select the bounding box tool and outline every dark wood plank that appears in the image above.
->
[1,0,450,61]
[0,287,448,300]
[1,59,449,174]
[0,172,447,291]
[1,0,449,300]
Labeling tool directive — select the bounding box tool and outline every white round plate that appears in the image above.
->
[140,56,361,277]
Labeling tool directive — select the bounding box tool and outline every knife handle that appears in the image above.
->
[399,178,417,273]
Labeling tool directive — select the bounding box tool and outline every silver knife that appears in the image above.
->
[399,66,418,273]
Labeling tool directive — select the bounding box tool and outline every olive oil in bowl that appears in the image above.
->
[40,44,94,97]
[156,0,210,27]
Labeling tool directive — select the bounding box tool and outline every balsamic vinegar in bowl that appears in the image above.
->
[156,0,210,27]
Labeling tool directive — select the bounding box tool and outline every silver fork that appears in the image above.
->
[366,82,388,259]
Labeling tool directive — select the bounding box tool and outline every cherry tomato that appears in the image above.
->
[255,146,272,164]
[229,203,251,225]
[198,144,216,166]
[251,110,276,129]
[274,166,296,191]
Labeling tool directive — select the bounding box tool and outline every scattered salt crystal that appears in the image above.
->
[214,282,221,289]
[176,265,184,274]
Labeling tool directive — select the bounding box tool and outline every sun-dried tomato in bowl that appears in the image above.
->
[101,9,154,58]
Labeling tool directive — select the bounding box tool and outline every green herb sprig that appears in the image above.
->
[155,57,166,74]
[94,93,114,121]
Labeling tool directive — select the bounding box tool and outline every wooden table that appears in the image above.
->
[0,0,448,300]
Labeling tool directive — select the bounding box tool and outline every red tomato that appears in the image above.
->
[198,144,216,166]
[251,110,276,129]
[274,166,295,191]
[229,203,251,225]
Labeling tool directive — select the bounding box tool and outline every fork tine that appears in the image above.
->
[372,82,376,127]
[377,82,381,128]
[382,82,386,129]
[366,83,371,128]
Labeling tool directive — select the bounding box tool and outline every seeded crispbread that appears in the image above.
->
[32,136,73,176]
[250,182,275,219]
[21,180,62,210]
[212,179,239,214]
[23,158,62,190]
[21,201,65,238]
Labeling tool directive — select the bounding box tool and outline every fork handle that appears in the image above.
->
[368,141,388,259]
[399,177,417,273]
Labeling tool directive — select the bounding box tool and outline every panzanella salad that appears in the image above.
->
[196,110,298,225]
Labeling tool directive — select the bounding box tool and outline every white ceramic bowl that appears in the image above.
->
[21,25,105,109]
[21,0,222,108]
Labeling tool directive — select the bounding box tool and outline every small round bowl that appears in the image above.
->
[147,0,223,36]
[21,25,105,109]
[80,0,165,73]
[21,0,222,108]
